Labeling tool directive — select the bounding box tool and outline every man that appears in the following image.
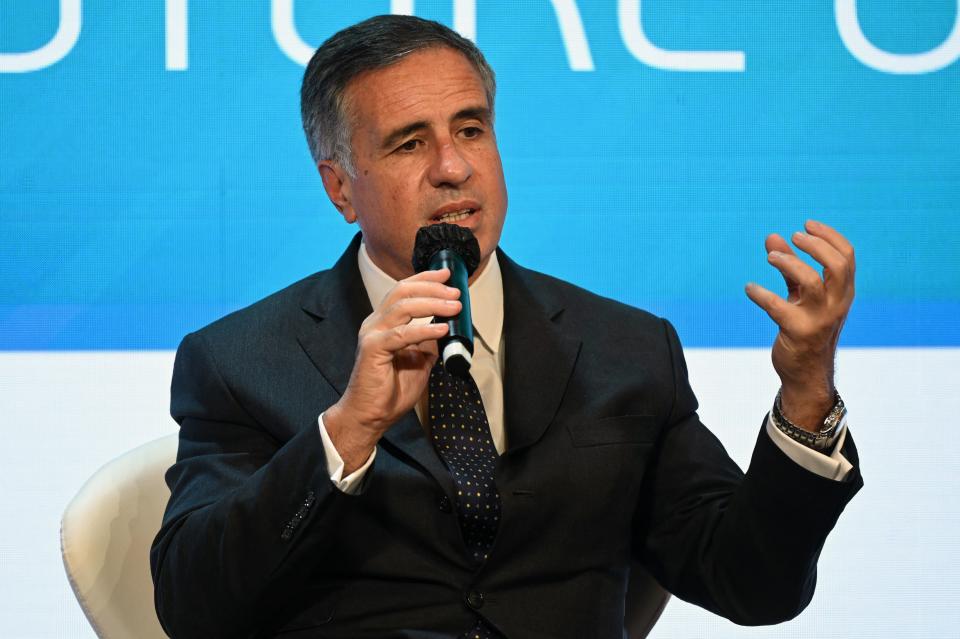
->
[151,15,861,639]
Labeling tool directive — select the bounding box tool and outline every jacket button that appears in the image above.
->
[465,590,484,610]
[438,495,452,513]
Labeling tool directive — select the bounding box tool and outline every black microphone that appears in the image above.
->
[412,223,481,378]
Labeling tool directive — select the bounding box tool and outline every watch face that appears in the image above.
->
[819,401,847,437]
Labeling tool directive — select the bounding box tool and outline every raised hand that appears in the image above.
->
[324,268,461,472]
[745,220,856,430]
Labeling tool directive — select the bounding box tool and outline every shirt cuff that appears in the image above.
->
[318,412,376,495]
[765,413,853,481]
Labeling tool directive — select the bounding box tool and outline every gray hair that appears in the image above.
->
[300,14,496,177]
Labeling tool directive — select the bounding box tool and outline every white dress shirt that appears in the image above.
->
[318,243,852,493]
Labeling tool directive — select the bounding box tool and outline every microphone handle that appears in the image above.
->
[428,249,474,376]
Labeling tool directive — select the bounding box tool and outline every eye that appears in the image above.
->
[397,139,421,152]
[461,126,483,139]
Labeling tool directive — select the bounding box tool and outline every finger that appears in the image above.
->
[744,282,792,326]
[393,343,439,372]
[417,337,439,358]
[382,268,456,303]
[767,250,824,298]
[764,233,796,257]
[365,322,449,354]
[378,297,462,328]
[805,220,856,274]
[764,234,800,299]
[380,278,460,308]
[790,231,851,298]
[406,267,452,282]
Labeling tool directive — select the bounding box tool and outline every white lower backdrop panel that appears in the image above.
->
[0,348,957,638]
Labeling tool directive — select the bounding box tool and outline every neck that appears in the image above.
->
[468,254,492,286]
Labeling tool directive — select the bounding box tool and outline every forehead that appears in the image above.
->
[344,47,489,138]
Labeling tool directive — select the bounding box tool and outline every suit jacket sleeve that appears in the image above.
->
[150,331,355,639]
[634,319,863,625]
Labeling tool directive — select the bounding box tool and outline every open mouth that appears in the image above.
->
[431,208,475,224]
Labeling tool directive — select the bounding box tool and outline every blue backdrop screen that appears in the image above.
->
[2,1,958,349]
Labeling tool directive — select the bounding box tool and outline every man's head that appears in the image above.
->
[301,15,508,281]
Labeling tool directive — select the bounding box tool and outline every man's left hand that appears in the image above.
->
[745,220,856,431]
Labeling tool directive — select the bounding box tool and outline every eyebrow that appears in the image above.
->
[379,106,493,151]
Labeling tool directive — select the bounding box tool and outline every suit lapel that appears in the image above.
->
[381,413,457,497]
[297,234,371,396]
[499,252,581,455]
[297,234,455,496]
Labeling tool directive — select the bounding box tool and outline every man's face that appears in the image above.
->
[320,47,508,281]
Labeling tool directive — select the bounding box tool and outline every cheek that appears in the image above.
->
[478,150,507,193]
[383,171,425,213]
[388,187,406,209]
[358,174,408,216]
[481,157,508,215]
[385,188,418,231]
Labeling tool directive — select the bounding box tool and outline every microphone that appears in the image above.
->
[412,223,481,378]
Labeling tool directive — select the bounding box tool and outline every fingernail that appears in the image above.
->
[768,251,783,260]
[793,231,807,241]
[445,299,460,306]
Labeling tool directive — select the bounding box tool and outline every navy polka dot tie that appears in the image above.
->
[428,361,503,638]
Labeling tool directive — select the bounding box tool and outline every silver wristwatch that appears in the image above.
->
[770,389,846,452]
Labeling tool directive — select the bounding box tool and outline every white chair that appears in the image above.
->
[625,561,670,638]
[61,434,177,638]
[61,434,668,638]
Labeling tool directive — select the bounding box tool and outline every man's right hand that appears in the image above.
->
[323,268,461,473]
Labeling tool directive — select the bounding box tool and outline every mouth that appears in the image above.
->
[430,208,476,224]
[429,201,481,225]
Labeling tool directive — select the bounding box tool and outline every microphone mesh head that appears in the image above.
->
[412,223,482,275]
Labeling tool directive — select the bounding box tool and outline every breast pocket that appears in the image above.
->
[566,414,661,447]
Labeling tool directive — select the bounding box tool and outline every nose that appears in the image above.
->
[428,139,472,188]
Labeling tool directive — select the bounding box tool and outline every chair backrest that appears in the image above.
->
[61,434,668,638]
[61,434,177,639]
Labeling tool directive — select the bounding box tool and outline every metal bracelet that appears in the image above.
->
[771,389,846,451]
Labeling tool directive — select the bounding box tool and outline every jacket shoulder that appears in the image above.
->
[187,269,330,346]
[509,261,666,334]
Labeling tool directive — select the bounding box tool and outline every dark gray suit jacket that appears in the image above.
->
[150,235,862,638]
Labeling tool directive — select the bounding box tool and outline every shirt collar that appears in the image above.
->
[357,240,504,353]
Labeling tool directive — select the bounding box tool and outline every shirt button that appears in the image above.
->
[465,590,484,610]
[438,495,452,513]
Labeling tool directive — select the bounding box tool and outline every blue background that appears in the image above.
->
[2,0,958,349]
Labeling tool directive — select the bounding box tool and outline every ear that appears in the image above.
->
[318,160,357,224]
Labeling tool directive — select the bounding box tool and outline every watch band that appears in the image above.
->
[770,389,846,452]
